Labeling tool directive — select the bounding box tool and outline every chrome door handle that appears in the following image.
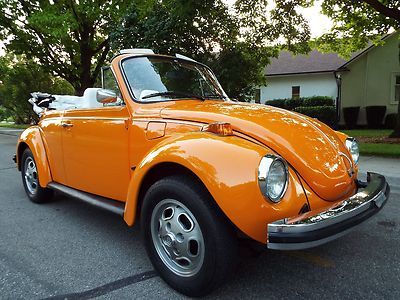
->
[61,122,73,128]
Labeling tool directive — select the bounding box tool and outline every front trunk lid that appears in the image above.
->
[161,100,355,201]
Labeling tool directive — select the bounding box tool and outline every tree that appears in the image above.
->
[0,55,74,124]
[111,0,312,100]
[0,0,129,95]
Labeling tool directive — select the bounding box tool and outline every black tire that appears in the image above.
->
[21,148,53,203]
[141,175,238,297]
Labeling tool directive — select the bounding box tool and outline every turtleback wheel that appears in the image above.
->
[21,148,53,203]
[141,175,238,297]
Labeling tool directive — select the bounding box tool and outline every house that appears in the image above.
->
[258,32,400,125]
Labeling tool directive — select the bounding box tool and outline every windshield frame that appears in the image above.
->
[118,54,229,104]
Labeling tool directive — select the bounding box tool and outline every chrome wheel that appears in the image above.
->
[151,199,205,277]
[24,157,38,195]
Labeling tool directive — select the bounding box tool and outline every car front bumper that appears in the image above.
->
[267,172,390,250]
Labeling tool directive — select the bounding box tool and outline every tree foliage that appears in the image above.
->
[111,0,315,100]
[0,55,74,123]
[0,0,130,95]
[314,0,400,58]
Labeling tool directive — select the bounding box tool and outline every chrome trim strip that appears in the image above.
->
[267,172,389,250]
[62,117,129,121]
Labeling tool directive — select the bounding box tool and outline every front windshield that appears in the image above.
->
[122,56,227,102]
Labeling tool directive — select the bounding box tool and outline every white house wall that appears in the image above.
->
[260,73,337,103]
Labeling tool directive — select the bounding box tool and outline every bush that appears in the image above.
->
[265,96,334,110]
[303,96,334,107]
[265,99,288,109]
[0,106,10,122]
[366,106,386,128]
[284,98,303,110]
[294,106,336,128]
[384,113,397,129]
[343,106,360,129]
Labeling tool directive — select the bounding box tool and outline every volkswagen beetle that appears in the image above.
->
[15,49,390,296]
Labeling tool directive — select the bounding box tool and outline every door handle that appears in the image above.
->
[61,122,73,128]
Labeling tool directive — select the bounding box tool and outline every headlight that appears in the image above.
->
[258,155,289,203]
[345,138,359,164]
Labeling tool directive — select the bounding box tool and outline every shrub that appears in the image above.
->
[265,96,334,110]
[384,113,397,129]
[303,96,334,107]
[285,98,303,110]
[366,106,386,128]
[265,99,288,109]
[294,106,336,128]
[342,106,360,129]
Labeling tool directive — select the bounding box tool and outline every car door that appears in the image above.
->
[61,69,131,201]
[61,105,130,201]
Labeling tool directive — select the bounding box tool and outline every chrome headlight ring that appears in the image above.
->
[345,137,359,165]
[258,154,289,203]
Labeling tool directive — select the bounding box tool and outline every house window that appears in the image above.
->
[292,86,300,99]
[254,89,261,104]
[393,73,400,104]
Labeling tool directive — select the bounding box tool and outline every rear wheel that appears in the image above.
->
[21,148,53,203]
[141,175,238,297]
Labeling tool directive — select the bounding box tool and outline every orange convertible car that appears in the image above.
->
[15,49,389,296]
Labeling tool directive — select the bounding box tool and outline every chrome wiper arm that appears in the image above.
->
[141,91,205,101]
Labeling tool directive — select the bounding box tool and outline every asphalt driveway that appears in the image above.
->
[0,130,399,299]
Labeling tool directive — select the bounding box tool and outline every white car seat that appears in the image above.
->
[80,88,103,108]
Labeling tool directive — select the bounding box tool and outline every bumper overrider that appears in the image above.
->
[267,172,390,250]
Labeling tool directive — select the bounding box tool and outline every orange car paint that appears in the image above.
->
[16,53,358,243]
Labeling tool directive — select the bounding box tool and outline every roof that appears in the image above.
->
[265,50,346,76]
[266,32,397,76]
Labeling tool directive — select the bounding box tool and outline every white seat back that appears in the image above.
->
[80,88,103,109]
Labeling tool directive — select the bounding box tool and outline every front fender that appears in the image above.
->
[17,126,52,188]
[124,132,308,243]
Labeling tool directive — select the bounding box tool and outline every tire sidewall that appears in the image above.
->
[141,177,232,296]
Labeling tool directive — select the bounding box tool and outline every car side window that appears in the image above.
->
[102,67,124,106]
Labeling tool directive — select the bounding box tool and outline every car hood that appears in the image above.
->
[160,100,355,201]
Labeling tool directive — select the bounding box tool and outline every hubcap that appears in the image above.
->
[24,157,38,195]
[151,199,205,277]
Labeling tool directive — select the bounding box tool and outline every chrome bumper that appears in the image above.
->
[267,172,390,250]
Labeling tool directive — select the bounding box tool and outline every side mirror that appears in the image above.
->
[96,89,117,104]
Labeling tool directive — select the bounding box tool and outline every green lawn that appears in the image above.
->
[0,123,30,129]
[359,143,400,157]
[340,129,400,157]
[341,129,393,138]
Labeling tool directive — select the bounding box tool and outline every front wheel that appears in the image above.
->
[141,175,238,297]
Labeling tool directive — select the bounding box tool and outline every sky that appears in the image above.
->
[0,1,332,57]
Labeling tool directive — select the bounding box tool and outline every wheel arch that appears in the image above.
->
[16,142,29,171]
[135,162,222,223]
[17,126,52,187]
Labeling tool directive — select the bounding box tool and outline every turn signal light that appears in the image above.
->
[202,122,233,136]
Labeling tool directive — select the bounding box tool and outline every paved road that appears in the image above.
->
[1,130,399,299]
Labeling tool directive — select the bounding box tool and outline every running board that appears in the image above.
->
[47,182,125,216]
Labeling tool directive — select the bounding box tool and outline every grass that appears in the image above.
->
[340,129,400,158]
[0,123,30,129]
[341,129,393,138]
[359,143,400,157]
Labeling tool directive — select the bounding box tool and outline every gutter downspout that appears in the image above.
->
[334,71,342,129]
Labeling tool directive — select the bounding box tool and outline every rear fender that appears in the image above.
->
[17,126,52,188]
